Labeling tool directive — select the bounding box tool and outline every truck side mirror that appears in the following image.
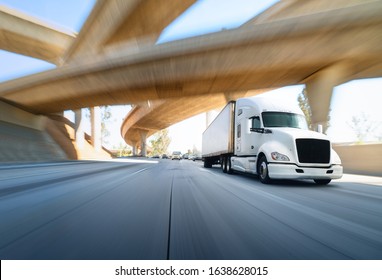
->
[250,127,264,133]
[250,116,261,131]
[250,128,272,134]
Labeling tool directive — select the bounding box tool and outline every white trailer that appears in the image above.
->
[202,96,343,185]
[202,102,235,159]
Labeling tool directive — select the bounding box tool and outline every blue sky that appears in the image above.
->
[0,0,95,82]
[158,0,277,43]
[0,0,381,150]
[0,0,95,31]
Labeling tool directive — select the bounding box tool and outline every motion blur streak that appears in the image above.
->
[0,159,381,259]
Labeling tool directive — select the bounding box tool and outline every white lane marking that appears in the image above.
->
[128,167,150,177]
[198,168,218,176]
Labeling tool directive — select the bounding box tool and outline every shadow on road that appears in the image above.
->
[208,165,338,188]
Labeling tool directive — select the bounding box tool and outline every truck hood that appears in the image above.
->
[269,127,330,141]
[262,127,341,165]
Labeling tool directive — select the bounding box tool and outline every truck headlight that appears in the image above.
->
[271,152,290,161]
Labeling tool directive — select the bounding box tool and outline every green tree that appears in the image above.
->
[100,106,112,145]
[348,112,381,143]
[297,87,312,129]
[298,87,330,133]
[114,142,131,157]
[149,129,171,156]
[192,145,201,156]
[85,106,112,145]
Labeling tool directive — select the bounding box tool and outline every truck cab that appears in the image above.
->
[230,96,342,184]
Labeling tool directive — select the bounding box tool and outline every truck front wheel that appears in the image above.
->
[258,156,271,184]
[314,179,331,185]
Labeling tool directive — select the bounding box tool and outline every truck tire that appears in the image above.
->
[221,156,227,173]
[227,157,233,174]
[314,179,331,185]
[258,156,271,184]
[204,159,212,168]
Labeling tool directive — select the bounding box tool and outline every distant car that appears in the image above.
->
[194,154,202,161]
[188,155,196,161]
[182,153,189,159]
[162,154,169,159]
[171,151,182,160]
[152,155,160,158]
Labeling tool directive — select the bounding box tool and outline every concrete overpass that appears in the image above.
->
[2,1,382,114]
[0,0,195,160]
[0,5,74,65]
[120,90,269,155]
[119,0,382,153]
[0,0,381,175]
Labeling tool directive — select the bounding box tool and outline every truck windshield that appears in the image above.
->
[262,112,308,129]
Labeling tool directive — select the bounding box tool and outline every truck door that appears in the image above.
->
[249,116,262,155]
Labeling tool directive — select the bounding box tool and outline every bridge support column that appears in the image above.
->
[74,109,84,148]
[52,111,64,117]
[140,131,148,157]
[305,63,350,132]
[131,142,138,157]
[90,106,101,151]
[224,92,237,103]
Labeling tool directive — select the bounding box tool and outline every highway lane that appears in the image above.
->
[0,159,381,259]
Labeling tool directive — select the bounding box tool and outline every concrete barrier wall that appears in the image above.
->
[0,101,68,162]
[0,101,46,130]
[0,102,113,162]
[333,143,382,177]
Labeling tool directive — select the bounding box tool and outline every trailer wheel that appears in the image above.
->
[221,156,227,173]
[204,159,212,168]
[258,156,271,184]
[227,157,233,174]
[314,179,331,185]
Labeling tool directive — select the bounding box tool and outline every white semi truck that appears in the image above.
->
[202,96,343,185]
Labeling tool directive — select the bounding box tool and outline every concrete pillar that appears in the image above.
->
[131,141,138,156]
[90,106,101,151]
[139,130,148,157]
[224,92,237,103]
[74,109,84,148]
[52,111,64,117]
[305,63,350,132]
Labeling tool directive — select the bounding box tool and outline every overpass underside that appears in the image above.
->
[0,0,196,161]
[118,0,382,155]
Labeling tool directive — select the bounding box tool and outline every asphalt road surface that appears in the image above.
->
[0,159,381,260]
